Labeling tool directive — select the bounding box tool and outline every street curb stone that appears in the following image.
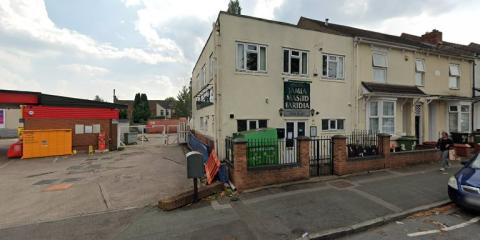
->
[298,200,451,240]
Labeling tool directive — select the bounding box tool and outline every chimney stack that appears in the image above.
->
[421,29,442,45]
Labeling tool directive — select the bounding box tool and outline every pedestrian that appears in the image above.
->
[437,131,453,171]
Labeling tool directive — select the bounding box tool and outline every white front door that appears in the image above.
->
[284,121,306,163]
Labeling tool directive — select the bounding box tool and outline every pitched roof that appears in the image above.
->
[361,82,427,96]
[297,17,475,58]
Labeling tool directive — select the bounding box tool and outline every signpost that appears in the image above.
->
[284,81,310,117]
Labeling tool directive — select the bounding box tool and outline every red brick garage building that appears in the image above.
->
[0,89,126,152]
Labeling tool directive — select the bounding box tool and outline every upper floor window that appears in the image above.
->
[201,65,206,87]
[209,53,214,80]
[449,64,460,89]
[415,59,425,86]
[283,48,308,75]
[322,54,345,80]
[372,53,387,83]
[322,54,344,80]
[236,42,266,72]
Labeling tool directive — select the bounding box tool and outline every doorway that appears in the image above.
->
[415,104,422,144]
[284,121,306,163]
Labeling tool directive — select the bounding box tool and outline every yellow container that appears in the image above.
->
[22,129,73,159]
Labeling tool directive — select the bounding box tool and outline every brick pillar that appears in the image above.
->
[377,134,391,168]
[297,136,311,177]
[231,138,247,191]
[332,135,348,175]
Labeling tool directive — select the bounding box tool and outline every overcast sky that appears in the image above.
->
[1,0,479,101]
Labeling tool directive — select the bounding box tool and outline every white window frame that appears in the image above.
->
[321,118,345,131]
[367,100,396,134]
[283,48,308,75]
[372,52,388,83]
[449,63,460,89]
[322,54,345,80]
[236,42,267,72]
[201,64,206,87]
[208,53,214,80]
[448,103,470,133]
[415,59,425,86]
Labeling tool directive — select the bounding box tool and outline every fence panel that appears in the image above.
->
[309,137,333,176]
[346,130,379,158]
[246,139,297,169]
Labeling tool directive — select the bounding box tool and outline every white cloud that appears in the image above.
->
[0,0,182,64]
[58,64,110,77]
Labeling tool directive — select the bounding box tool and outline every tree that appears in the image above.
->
[132,93,151,123]
[119,109,128,119]
[227,0,241,15]
[93,95,104,102]
[175,85,192,117]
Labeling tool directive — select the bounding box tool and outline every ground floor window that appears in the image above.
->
[237,119,268,132]
[449,104,470,133]
[321,119,345,131]
[368,100,395,134]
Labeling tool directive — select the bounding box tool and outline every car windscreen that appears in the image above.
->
[471,154,480,169]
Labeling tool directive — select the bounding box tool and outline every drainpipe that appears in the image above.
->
[214,20,221,157]
[354,37,360,130]
[472,59,477,132]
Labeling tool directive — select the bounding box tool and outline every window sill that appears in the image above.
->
[281,73,309,78]
[321,129,345,132]
[319,78,346,83]
[235,70,268,76]
[449,88,460,90]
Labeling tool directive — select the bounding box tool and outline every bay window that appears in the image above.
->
[415,59,425,86]
[368,100,395,134]
[283,48,308,75]
[236,42,266,72]
[372,53,387,83]
[449,64,460,89]
[449,104,470,133]
[322,54,344,80]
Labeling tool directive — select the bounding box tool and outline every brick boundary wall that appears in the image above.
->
[230,137,310,192]
[333,134,441,176]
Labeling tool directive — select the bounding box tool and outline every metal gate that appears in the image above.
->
[309,137,333,176]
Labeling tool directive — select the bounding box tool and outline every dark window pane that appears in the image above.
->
[322,119,329,130]
[237,120,247,132]
[329,120,336,129]
[338,119,344,130]
[283,50,289,73]
[246,52,257,71]
[259,120,267,128]
[302,52,308,74]
[249,120,257,130]
[291,57,299,74]
[298,122,305,137]
[277,128,285,139]
[322,55,327,76]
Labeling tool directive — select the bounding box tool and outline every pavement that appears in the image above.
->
[0,136,192,229]
[0,161,468,240]
[339,203,480,240]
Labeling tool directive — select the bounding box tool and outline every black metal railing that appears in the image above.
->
[346,130,379,158]
[246,139,297,169]
[225,136,234,167]
[309,136,333,176]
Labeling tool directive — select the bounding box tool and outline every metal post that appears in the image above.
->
[193,178,198,203]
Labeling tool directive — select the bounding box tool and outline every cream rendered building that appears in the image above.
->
[192,12,477,159]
